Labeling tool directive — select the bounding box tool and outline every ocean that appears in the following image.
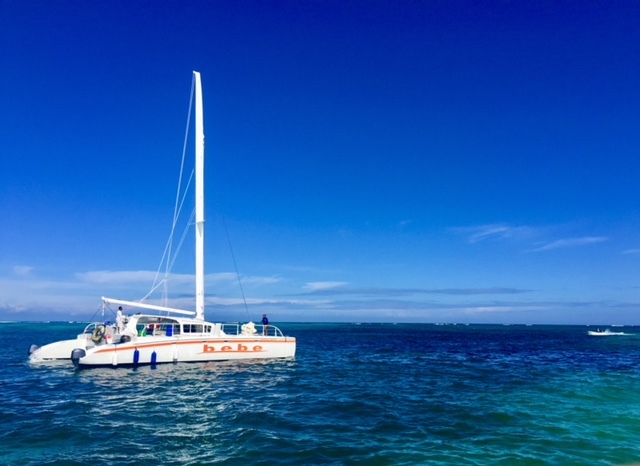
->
[1,322,640,465]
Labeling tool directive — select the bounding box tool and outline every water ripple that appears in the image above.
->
[2,323,640,464]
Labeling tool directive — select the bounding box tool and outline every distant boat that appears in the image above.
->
[30,71,296,368]
[587,328,629,337]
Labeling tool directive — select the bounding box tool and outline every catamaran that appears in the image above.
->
[29,71,296,368]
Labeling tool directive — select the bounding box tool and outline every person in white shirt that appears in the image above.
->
[116,306,124,332]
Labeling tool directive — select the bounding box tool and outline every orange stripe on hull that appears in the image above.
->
[94,338,296,355]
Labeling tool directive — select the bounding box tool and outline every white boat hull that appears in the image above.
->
[587,330,626,336]
[72,335,296,368]
[29,337,90,361]
[29,322,115,361]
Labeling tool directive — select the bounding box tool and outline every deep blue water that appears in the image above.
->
[2,322,640,465]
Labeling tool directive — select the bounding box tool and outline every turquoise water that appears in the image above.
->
[2,322,640,465]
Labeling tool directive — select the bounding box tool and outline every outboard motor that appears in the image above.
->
[28,344,39,356]
[71,348,86,368]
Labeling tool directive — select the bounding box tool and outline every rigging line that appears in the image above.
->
[163,170,195,280]
[148,79,195,298]
[166,78,195,280]
[87,303,110,323]
[174,169,195,241]
[142,204,195,303]
[140,279,166,302]
[150,168,195,289]
[142,170,195,304]
[168,208,196,273]
[221,215,251,321]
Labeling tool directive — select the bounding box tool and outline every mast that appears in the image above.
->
[194,71,205,320]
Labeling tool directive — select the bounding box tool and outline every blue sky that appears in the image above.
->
[1,1,640,324]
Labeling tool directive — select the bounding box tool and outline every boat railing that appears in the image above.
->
[261,325,284,337]
[220,323,285,337]
[82,322,104,334]
[128,321,286,338]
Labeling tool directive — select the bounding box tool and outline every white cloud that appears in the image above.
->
[453,224,538,244]
[240,275,282,286]
[0,266,291,319]
[304,281,348,291]
[530,236,607,252]
[76,270,168,284]
[75,270,263,286]
[468,225,512,243]
[462,305,545,314]
[12,265,34,276]
[210,296,332,306]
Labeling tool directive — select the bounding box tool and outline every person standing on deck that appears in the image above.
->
[262,314,269,336]
[116,306,124,332]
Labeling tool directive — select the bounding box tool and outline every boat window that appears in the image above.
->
[183,324,204,333]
